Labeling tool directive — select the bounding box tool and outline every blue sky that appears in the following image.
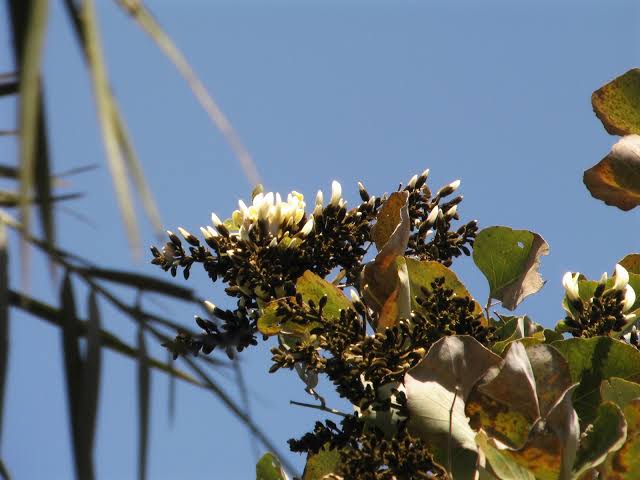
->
[2,0,640,478]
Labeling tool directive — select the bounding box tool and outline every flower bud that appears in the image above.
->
[426,206,439,225]
[178,227,200,246]
[445,205,458,218]
[299,216,314,237]
[315,190,323,206]
[599,272,608,285]
[350,289,361,303]
[357,181,369,202]
[562,271,580,303]
[614,264,630,291]
[204,300,216,314]
[211,212,223,228]
[330,180,342,207]
[407,174,418,189]
[437,179,461,197]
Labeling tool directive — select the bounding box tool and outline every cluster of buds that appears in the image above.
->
[561,264,637,338]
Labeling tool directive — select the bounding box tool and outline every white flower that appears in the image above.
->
[298,216,314,237]
[330,180,342,207]
[211,212,223,228]
[449,179,461,191]
[599,272,608,284]
[426,206,439,225]
[407,174,418,188]
[623,284,636,313]
[613,264,630,291]
[562,271,580,302]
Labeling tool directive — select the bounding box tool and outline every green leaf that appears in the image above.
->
[256,452,288,480]
[552,337,640,424]
[114,0,261,186]
[601,398,640,478]
[60,273,94,480]
[83,291,102,459]
[75,267,195,301]
[296,271,352,322]
[573,402,627,478]
[592,68,640,136]
[619,254,640,274]
[475,431,536,480]
[303,446,340,480]
[137,325,150,480]
[405,257,484,318]
[10,290,203,388]
[79,0,141,252]
[584,135,640,211]
[12,0,49,279]
[0,220,7,448]
[601,377,640,409]
[405,335,502,479]
[258,271,352,337]
[490,315,544,355]
[473,226,549,310]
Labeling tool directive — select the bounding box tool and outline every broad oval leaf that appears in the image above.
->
[572,402,627,478]
[552,337,640,424]
[475,431,536,480]
[303,445,340,480]
[584,135,640,211]
[592,68,640,136]
[256,452,289,480]
[601,377,640,409]
[473,226,549,311]
[404,335,501,479]
[405,257,484,319]
[600,398,640,479]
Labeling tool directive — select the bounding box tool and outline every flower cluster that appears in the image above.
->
[561,264,637,338]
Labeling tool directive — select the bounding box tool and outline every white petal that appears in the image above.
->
[624,284,636,313]
[562,271,580,302]
[330,180,342,206]
[426,206,439,225]
[614,264,630,291]
[299,216,314,236]
[407,174,418,188]
[315,190,324,206]
[211,212,223,227]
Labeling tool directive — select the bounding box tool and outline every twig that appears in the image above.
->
[290,400,348,418]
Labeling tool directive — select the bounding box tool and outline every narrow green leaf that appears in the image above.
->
[0,80,18,97]
[33,106,56,269]
[0,220,8,447]
[83,291,102,456]
[472,226,549,310]
[60,273,93,480]
[0,458,11,480]
[75,267,195,300]
[12,0,49,281]
[137,325,150,480]
[115,0,261,186]
[256,452,288,480]
[80,0,140,252]
[112,110,163,235]
[167,350,175,423]
[10,290,204,388]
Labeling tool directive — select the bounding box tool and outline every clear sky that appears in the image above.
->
[2,0,640,478]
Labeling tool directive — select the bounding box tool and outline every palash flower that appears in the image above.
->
[205,182,346,247]
[562,271,581,303]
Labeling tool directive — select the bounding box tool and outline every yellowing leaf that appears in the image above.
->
[592,68,640,136]
[584,135,640,211]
